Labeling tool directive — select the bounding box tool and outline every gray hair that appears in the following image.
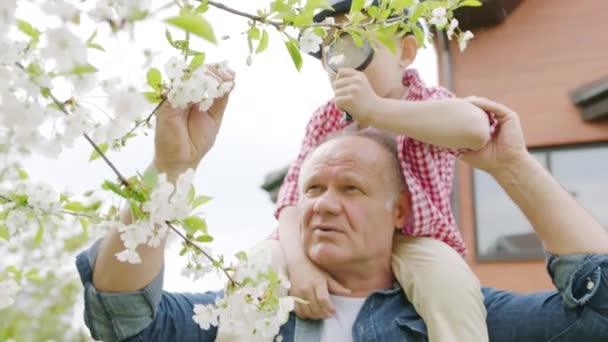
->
[317,125,408,195]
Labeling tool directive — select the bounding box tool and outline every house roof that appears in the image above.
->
[453,0,524,30]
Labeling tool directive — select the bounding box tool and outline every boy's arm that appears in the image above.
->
[369,96,492,150]
[332,68,492,151]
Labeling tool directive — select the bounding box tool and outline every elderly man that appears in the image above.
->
[77,69,608,341]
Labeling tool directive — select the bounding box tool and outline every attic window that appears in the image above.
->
[569,75,608,121]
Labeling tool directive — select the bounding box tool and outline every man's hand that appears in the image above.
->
[154,65,235,179]
[460,96,528,175]
[332,68,380,126]
[288,253,351,319]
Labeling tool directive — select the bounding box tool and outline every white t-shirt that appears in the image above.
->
[320,295,366,342]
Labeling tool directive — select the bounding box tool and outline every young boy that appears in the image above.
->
[263,1,494,341]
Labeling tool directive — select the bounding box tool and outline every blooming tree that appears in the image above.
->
[0,0,479,340]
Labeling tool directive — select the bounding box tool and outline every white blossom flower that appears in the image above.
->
[62,107,91,147]
[0,279,19,309]
[458,30,474,51]
[5,209,31,237]
[41,27,88,73]
[193,304,219,330]
[41,0,79,22]
[429,7,448,27]
[447,18,459,40]
[19,181,60,213]
[298,29,322,55]
[117,222,151,250]
[107,86,148,120]
[164,56,186,80]
[0,0,17,32]
[115,248,142,264]
[327,54,345,67]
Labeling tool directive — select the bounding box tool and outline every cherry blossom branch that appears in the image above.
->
[166,221,239,285]
[206,0,282,29]
[13,62,238,286]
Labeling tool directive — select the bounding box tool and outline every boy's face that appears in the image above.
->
[320,14,413,99]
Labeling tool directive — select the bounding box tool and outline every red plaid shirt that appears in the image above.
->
[273,69,494,256]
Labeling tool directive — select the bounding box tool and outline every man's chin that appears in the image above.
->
[308,243,346,266]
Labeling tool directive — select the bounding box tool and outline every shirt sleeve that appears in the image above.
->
[482,253,608,341]
[75,240,220,342]
[274,100,343,218]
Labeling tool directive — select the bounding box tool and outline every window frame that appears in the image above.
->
[471,142,608,262]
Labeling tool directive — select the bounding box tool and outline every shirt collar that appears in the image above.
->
[401,68,427,100]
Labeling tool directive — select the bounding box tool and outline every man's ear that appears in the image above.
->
[393,191,411,230]
[398,35,419,69]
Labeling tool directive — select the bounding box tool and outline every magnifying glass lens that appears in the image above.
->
[326,33,374,72]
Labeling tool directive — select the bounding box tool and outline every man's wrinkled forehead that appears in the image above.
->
[299,136,385,181]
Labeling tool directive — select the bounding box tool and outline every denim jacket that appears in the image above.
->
[76,239,608,341]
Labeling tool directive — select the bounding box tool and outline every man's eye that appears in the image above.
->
[344,186,362,193]
[306,185,322,194]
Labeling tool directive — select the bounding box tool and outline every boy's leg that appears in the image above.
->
[392,234,489,342]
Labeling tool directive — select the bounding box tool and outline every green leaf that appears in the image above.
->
[183,216,208,235]
[165,13,217,44]
[25,269,41,282]
[18,168,29,180]
[0,225,9,241]
[86,29,97,44]
[188,185,196,204]
[146,67,162,91]
[389,0,415,10]
[102,180,129,199]
[195,234,213,242]
[285,39,303,71]
[68,64,99,75]
[141,167,159,189]
[6,265,22,281]
[458,0,483,7]
[143,91,161,103]
[130,201,145,220]
[248,25,260,40]
[87,43,105,51]
[412,25,425,47]
[34,221,43,247]
[409,2,427,23]
[194,3,209,13]
[17,19,41,41]
[89,143,109,161]
[79,218,90,230]
[256,30,269,54]
[165,28,177,48]
[235,251,248,261]
[375,29,397,54]
[63,201,85,212]
[192,195,212,209]
[350,0,365,13]
[188,53,206,71]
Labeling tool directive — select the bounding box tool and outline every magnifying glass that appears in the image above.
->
[325,32,375,122]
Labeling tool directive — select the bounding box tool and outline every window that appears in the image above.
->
[473,144,608,260]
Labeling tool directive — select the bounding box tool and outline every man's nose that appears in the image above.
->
[312,189,341,215]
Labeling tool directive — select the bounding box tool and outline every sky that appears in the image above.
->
[22,0,439,292]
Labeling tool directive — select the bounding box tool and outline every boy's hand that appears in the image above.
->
[332,68,380,126]
[154,65,235,180]
[288,253,351,319]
